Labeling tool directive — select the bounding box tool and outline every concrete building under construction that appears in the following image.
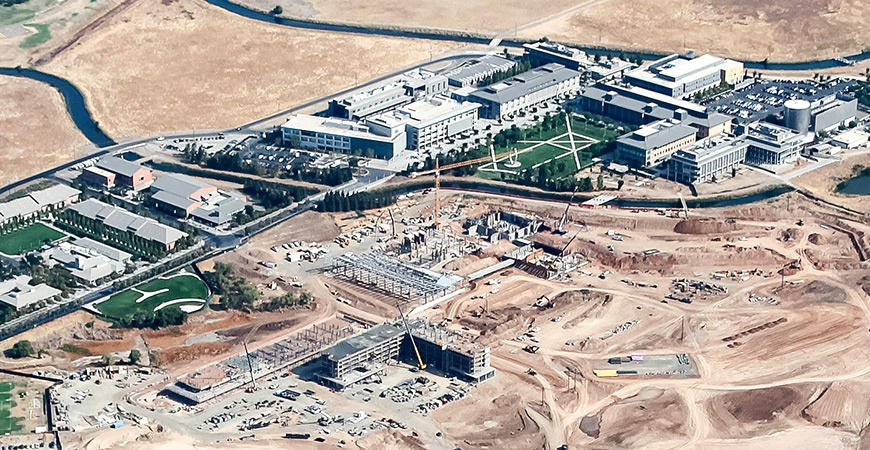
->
[465,211,542,243]
[506,244,588,280]
[319,319,494,390]
[399,229,479,268]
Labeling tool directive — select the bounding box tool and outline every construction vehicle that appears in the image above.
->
[554,187,579,235]
[524,345,540,354]
[396,303,427,370]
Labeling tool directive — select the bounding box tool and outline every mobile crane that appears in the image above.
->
[396,302,426,370]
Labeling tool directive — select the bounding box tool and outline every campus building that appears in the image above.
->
[328,69,448,120]
[44,238,131,285]
[371,95,480,150]
[744,122,805,166]
[616,119,698,168]
[319,319,494,390]
[625,53,743,98]
[84,157,154,191]
[66,199,187,251]
[523,41,588,70]
[151,174,246,227]
[0,275,60,310]
[0,184,80,225]
[810,96,858,132]
[667,135,749,184]
[587,58,636,80]
[579,83,733,142]
[443,55,517,87]
[281,114,407,160]
[466,63,582,120]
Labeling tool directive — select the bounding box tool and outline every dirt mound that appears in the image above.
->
[779,228,803,243]
[674,219,741,235]
[158,342,232,365]
[356,429,427,450]
[616,252,680,274]
[808,233,826,245]
[791,280,847,304]
[597,388,687,447]
[720,386,798,422]
[804,382,870,432]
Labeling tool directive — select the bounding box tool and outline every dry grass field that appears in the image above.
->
[518,0,870,61]
[0,76,88,187]
[40,0,458,138]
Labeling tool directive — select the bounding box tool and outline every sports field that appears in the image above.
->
[0,381,23,434]
[94,270,210,320]
[0,223,65,255]
[477,115,623,181]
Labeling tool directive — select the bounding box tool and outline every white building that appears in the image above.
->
[625,53,744,98]
[281,115,407,160]
[668,135,748,184]
[44,239,131,284]
[830,129,869,149]
[0,275,60,310]
[371,95,480,150]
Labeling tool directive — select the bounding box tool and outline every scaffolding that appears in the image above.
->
[331,252,463,303]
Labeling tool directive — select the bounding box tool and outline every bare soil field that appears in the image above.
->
[254,0,584,34]
[40,0,458,138]
[518,0,870,61]
[792,152,870,214]
[0,76,89,187]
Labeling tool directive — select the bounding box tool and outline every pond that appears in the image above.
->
[837,175,870,195]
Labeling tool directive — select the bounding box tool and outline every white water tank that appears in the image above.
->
[784,99,811,133]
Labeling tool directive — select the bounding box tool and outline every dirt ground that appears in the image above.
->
[517,0,870,62]
[792,152,870,214]
[0,76,89,187]
[39,0,458,138]
[262,0,583,34]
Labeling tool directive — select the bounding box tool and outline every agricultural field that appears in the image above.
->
[0,222,65,255]
[93,270,210,320]
[0,381,22,434]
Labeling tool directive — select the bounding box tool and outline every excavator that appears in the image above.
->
[396,302,426,370]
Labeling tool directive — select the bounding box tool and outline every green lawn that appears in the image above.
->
[0,223,64,255]
[94,272,209,320]
[0,0,55,27]
[19,22,51,49]
[0,381,22,434]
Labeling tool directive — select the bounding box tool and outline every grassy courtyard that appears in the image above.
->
[0,223,65,255]
[477,115,624,184]
[94,270,209,320]
[0,381,23,434]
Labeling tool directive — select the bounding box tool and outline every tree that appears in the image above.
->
[596,173,605,191]
[4,340,34,358]
[617,179,625,190]
[102,354,113,366]
[128,349,141,365]
[270,5,283,14]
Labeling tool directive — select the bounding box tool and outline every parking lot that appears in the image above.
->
[596,354,699,378]
[703,78,856,122]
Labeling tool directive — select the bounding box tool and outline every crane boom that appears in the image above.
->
[556,187,579,234]
[396,302,426,370]
[410,147,518,178]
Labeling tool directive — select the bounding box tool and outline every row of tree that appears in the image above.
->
[113,306,188,329]
[242,179,313,209]
[185,143,353,187]
[477,59,533,87]
[317,190,398,213]
[848,75,870,107]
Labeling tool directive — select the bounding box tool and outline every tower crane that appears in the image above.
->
[396,302,426,370]
[410,144,519,230]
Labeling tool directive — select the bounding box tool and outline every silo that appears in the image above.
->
[783,99,811,133]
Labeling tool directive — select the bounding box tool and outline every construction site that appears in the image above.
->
[9,177,870,450]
